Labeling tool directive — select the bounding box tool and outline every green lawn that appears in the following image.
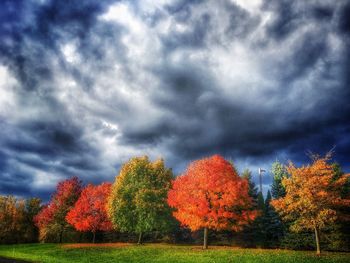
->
[0,244,349,263]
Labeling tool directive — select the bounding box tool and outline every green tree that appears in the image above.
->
[239,169,263,247]
[332,163,350,198]
[23,198,41,242]
[108,156,174,244]
[242,169,259,204]
[257,192,265,210]
[326,163,350,251]
[242,189,285,248]
[271,161,288,199]
[262,190,284,247]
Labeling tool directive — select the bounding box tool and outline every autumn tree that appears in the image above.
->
[0,196,41,244]
[168,155,257,249]
[66,183,113,243]
[108,156,174,244]
[0,196,24,244]
[34,177,82,243]
[271,155,350,254]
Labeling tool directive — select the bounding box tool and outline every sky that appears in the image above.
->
[0,0,349,201]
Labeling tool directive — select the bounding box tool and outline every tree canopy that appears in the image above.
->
[272,155,350,254]
[34,177,82,243]
[271,161,288,199]
[168,155,257,249]
[107,156,174,243]
[66,183,113,243]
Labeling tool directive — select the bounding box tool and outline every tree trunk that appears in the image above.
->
[314,226,321,255]
[93,231,96,244]
[138,232,143,245]
[203,227,208,249]
[59,228,64,243]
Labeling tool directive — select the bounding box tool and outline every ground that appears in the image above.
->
[0,244,349,263]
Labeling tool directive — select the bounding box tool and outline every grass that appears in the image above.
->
[0,243,349,263]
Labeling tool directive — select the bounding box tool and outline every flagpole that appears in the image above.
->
[258,168,265,194]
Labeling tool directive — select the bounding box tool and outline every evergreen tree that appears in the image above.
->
[257,192,265,210]
[242,169,258,207]
[239,169,264,247]
[261,190,284,247]
[326,163,350,251]
[270,161,289,247]
[271,161,288,199]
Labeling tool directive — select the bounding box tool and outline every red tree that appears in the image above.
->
[66,183,113,243]
[168,155,257,249]
[34,177,82,242]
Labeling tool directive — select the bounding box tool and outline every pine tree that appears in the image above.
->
[239,169,263,247]
[262,190,284,247]
[257,192,265,210]
[242,169,258,208]
[325,163,350,251]
[271,161,288,199]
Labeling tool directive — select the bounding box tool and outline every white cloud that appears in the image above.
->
[231,0,263,13]
[0,65,18,117]
[61,42,80,63]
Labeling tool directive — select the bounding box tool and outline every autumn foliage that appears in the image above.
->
[271,154,350,254]
[1,152,349,250]
[168,155,257,248]
[66,183,113,242]
[0,196,41,244]
[34,177,82,242]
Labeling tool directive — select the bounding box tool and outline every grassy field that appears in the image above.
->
[0,243,349,263]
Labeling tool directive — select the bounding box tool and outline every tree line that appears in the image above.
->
[0,154,349,254]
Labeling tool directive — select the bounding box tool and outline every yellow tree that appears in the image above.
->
[272,154,350,254]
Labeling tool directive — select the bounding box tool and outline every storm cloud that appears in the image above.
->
[0,0,349,200]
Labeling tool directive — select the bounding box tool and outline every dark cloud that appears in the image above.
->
[0,0,349,200]
[262,0,300,41]
[224,1,260,39]
[338,1,350,36]
[311,6,333,21]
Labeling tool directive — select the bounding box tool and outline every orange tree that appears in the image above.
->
[66,183,113,243]
[34,177,82,243]
[167,155,257,249]
[271,155,350,254]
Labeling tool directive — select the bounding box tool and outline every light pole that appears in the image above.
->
[258,168,266,194]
